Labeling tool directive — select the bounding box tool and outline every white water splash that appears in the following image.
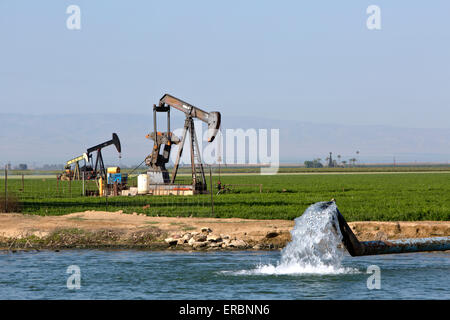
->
[226,202,359,275]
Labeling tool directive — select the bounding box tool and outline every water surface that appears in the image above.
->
[0,250,448,299]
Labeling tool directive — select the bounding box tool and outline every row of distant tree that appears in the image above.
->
[304,153,359,168]
[4,163,28,170]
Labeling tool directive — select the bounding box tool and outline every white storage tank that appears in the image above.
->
[137,174,149,194]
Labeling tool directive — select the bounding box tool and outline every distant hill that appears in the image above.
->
[1,113,449,167]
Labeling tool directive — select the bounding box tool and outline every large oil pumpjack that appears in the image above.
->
[144,94,221,193]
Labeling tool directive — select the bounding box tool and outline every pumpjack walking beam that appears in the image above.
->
[159,94,221,141]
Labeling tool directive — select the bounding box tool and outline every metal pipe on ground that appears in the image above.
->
[334,202,450,256]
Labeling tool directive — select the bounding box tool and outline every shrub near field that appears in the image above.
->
[1,173,449,221]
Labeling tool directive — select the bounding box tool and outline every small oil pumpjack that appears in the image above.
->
[144,94,221,193]
[59,153,90,181]
[86,133,122,180]
[86,133,127,195]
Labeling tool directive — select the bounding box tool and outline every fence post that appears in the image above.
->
[21,174,24,192]
[209,166,214,217]
[4,165,7,213]
[113,181,118,196]
[82,172,85,196]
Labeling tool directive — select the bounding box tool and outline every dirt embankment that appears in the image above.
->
[0,211,449,251]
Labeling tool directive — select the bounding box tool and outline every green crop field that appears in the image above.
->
[1,172,450,221]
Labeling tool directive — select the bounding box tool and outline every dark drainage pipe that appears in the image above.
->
[335,204,450,256]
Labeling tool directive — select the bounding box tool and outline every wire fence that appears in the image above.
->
[0,168,215,217]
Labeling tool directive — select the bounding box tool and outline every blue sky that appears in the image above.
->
[0,1,449,131]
